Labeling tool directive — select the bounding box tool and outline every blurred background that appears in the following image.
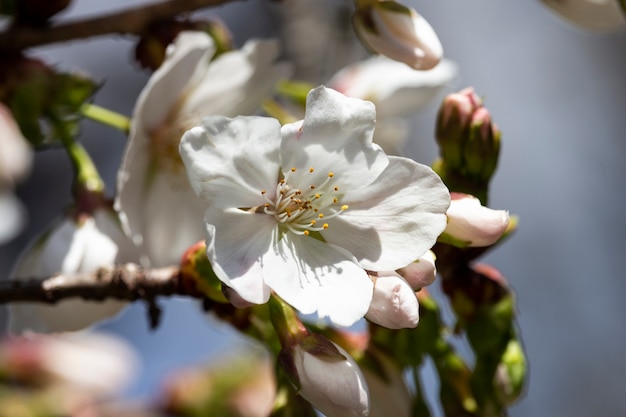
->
[1,0,626,416]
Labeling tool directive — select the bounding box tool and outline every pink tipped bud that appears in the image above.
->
[442,193,509,247]
[366,271,420,329]
[353,1,443,70]
[397,250,437,290]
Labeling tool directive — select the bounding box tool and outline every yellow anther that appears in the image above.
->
[333,198,338,203]
[310,220,317,225]
[280,190,285,195]
[341,205,349,211]
[334,186,339,191]
[328,172,334,178]
[318,213,324,218]
[286,210,292,217]
[303,230,310,236]
[291,167,297,172]
[309,167,315,173]
[310,185,316,189]
[264,203,270,207]
[315,193,321,199]
[323,223,329,229]
[280,179,285,184]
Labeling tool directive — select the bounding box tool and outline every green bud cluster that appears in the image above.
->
[434,87,501,204]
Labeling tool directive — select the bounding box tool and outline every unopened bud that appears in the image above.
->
[366,271,419,329]
[441,193,509,247]
[435,87,501,188]
[179,240,228,303]
[396,250,436,290]
[279,333,370,417]
[353,1,443,70]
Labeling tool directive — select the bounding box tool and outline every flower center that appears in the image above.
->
[260,167,348,236]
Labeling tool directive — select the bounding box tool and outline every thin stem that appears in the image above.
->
[0,0,245,51]
[57,123,105,193]
[81,103,131,134]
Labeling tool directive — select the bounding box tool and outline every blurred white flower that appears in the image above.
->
[353,1,443,70]
[180,86,449,326]
[8,205,139,333]
[542,0,626,32]
[0,331,137,395]
[443,193,510,247]
[116,31,291,266]
[0,103,32,244]
[366,271,419,329]
[362,348,412,417]
[329,56,457,153]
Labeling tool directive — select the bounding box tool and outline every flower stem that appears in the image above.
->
[81,103,131,134]
[56,122,104,194]
[268,294,308,347]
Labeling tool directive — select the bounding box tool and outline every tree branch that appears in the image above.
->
[0,0,243,51]
[0,263,196,304]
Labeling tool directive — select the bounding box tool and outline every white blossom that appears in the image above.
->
[180,86,449,326]
[8,207,139,333]
[116,31,291,266]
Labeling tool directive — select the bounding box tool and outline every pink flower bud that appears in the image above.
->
[443,193,509,247]
[366,271,419,329]
[353,1,443,70]
[397,250,436,290]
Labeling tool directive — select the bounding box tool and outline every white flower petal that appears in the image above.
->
[204,206,274,304]
[180,115,282,208]
[264,235,373,327]
[180,39,292,118]
[141,173,207,265]
[329,57,458,118]
[323,156,449,271]
[137,31,215,130]
[280,86,388,192]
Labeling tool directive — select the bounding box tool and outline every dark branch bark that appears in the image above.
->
[0,0,243,51]
[0,263,194,304]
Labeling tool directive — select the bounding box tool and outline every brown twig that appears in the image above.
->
[0,0,243,51]
[0,263,193,304]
